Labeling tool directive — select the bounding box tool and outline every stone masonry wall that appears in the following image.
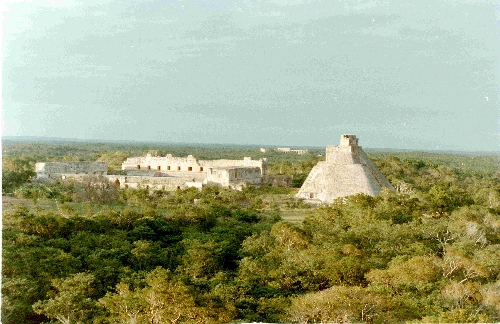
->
[122,154,267,176]
[36,162,107,178]
[37,154,269,192]
[105,175,190,190]
[297,134,394,203]
[122,154,202,172]
[205,166,262,190]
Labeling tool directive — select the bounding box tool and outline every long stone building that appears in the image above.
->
[35,154,269,191]
[296,134,394,204]
[116,153,267,190]
[35,162,107,179]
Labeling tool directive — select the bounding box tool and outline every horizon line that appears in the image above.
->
[2,135,499,155]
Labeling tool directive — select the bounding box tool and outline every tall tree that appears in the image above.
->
[32,272,96,324]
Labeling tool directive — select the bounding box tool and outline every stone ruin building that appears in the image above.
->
[276,148,309,155]
[36,154,268,191]
[116,153,267,190]
[36,135,391,198]
[35,162,107,179]
[296,134,395,204]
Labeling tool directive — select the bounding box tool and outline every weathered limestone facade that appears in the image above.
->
[119,154,268,190]
[122,154,266,174]
[35,155,268,191]
[106,175,191,191]
[277,148,292,153]
[291,149,308,155]
[35,162,107,179]
[276,148,308,155]
[296,135,394,204]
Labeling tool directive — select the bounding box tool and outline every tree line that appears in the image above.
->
[2,141,500,323]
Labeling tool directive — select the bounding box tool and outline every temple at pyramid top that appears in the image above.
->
[339,134,359,146]
[296,134,395,204]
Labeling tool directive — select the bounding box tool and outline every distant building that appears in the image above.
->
[277,147,291,153]
[36,155,268,191]
[291,149,308,155]
[260,148,267,153]
[37,150,317,191]
[118,154,268,191]
[277,148,308,155]
[35,162,107,179]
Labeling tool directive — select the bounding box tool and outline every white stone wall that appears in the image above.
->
[339,134,359,147]
[326,145,361,163]
[38,154,269,192]
[110,166,262,191]
[227,167,262,190]
[122,154,267,176]
[105,175,189,190]
[200,157,266,174]
[277,148,307,155]
[205,168,230,187]
[122,154,203,172]
[277,148,291,152]
[205,166,262,189]
[36,162,107,178]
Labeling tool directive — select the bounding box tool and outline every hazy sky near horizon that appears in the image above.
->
[2,0,499,151]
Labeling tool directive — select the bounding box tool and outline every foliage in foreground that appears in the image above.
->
[2,148,500,323]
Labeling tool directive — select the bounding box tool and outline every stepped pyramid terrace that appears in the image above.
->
[296,134,395,204]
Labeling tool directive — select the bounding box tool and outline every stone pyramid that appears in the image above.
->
[296,134,395,204]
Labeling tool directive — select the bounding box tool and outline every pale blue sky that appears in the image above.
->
[2,0,499,151]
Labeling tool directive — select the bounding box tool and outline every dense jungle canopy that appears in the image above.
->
[2,141,500,323]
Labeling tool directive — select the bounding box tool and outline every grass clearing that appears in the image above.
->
[280,209,315,223]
